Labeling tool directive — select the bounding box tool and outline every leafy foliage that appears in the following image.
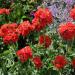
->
[0,0,75,75]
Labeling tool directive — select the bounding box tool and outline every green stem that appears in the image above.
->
[59,70,62,75]
[67,38,74,54]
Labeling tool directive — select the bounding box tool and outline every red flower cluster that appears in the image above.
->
[32,8,53,31]
[58,22,75,40]
[71,58,75,68]
[70,8,75,20]
[16,46,32,63]
[16,46,42,68]
[0,10,52,44]
[0,8,10,15]
[53,55,67,69]
[39,35,52,48]
[17,21,35,36]
[0,23,18,44]
[32,56,42,69]
[34,8,53,24]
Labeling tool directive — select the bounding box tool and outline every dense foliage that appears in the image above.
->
[0,0,75,75]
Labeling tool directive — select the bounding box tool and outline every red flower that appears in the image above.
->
[71,58,75,68]
[58,22,75,40]
[32,56,42,69]
[0,24,9,37]
[3,35,12,44]
[70,8,75,20]
[32,8,53,31]
[18,21,33,36]
[8,23,17,29]
[53,55,67,69]
[0,8,10,15]
[11,33,18,43]
[0,8,5,14]
[32,18,45,31]
[24,46,33,58]
[1,23,18,37]
[5,9,10,15]
[39,35,52,48]
[0,23,18,44]
[0,29,4,37]
[16,48,28,63]
[3,33,18,44]
[16,46,32,63]
[34,8,53,24]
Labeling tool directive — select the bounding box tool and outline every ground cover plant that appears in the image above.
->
[0,0,75,75]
